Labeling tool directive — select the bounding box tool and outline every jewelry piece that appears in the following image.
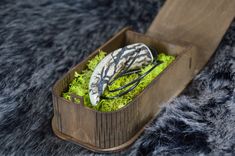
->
[89,43,161,106]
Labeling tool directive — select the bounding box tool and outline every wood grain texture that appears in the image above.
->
[147,0,235,70]
[52,28,197,152]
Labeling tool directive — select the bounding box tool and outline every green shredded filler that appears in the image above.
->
[63,50,175,112]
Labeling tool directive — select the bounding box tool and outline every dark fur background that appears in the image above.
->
[0,0,234,155]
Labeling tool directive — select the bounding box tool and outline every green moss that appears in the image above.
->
[63,50,175,112]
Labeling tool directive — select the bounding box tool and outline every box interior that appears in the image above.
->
[53,30,187,99]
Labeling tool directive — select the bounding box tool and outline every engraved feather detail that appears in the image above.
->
[89,43,153,106]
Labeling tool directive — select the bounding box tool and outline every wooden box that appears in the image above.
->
[52,27,198,152]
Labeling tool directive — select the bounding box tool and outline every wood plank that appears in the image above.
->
[147,0,235,70]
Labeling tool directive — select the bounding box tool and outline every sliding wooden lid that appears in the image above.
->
[147,0,235,70]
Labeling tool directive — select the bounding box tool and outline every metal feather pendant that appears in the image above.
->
[89,43,156,106]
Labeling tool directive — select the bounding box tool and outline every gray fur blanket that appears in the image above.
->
[0,0,234,155]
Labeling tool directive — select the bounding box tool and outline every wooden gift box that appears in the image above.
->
[51,27,198,152]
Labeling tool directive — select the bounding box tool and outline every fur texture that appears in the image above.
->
[0,0,234,155]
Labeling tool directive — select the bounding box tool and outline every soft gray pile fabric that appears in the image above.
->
[0,0,234,155]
